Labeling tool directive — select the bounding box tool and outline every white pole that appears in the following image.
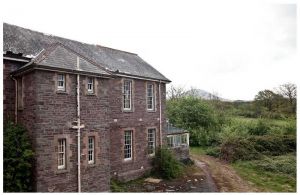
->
[159,81,162,146]
[77,57,81,192]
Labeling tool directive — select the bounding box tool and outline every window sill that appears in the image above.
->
[123,158,133,163]
[146,109,156,113]
[87,163,97,168]
[56,90,68,95]
[55,169,69,174]
[147,154,155,158]
[86,93,96,96]
[122,109,134,113]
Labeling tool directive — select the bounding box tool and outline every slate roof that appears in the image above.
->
[3,23,170,82]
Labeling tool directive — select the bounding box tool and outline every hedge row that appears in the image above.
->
[220,135,296,162]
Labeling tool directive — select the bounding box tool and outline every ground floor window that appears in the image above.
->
[88,136,95,164]
[124,130,133,160]
[58,139,66,169]
[148,128,156,155]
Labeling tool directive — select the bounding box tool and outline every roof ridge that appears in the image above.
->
[4,22,138,57]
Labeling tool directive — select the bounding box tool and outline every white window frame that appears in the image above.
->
[147,83,155,111]
[58,139,66,169]
[88,136,95,164]
[123,80,132,110]
[87,77,94,94]
[147,128,156,156]
[167,133,189,148]
[124,130,133,161]
[57,74,66,91]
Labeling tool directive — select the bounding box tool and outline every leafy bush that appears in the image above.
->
[249,135,296,156]
[248,119,270,136]
[220,137,261,162]
[3,121,34,192]
[253,155,296,176]
[219,135,296,162]
[205,147,221,158]
[167,97,223,146]
[152,147,183,179]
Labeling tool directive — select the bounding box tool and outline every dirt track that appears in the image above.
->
[191,154,259,192]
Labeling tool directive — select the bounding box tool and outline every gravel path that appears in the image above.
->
[191,154,259,192]
[192,158,218,192]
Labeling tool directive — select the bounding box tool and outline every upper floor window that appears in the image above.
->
[87,77,94,94]
[123,80,132,110]
[124,130,133,160]
[57,74,66,91]
[58,139,66,169]
[148,128,156,155]
[88,136,95,164]
[147,83,155,110]
[17,77,23,109]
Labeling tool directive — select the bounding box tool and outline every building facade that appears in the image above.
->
[3,23,170,192]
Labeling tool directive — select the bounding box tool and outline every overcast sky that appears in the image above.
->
[1,0,298,100]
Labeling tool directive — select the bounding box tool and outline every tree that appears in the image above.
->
[167,96,220,146]
[167,85,186,100]
[278,83,297,113]
[3,121,34,192]
[254,90,282,112]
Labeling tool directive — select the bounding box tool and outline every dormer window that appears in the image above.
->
[57,74,65,91]
[87,77,94,94]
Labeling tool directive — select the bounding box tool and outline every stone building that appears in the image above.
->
[3,23,173,192]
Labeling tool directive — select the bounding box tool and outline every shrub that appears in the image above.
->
[248,119,270,136]
[167,97,222,146]
[219,135,296,162]
[255,155,296,176]
[152,147,183,179]
[249,135,296,156]
[219,137,261,162]
[205,147,221,158]
[3,121,34,192]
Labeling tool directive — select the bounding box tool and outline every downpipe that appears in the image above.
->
[76,57,81,192]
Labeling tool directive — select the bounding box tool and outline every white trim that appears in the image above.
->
[87,77,94,94]
[57,73,66,91]
[123,80,132,110]
[124,130,133,160]
[3,56,30,62]
[146,83,155,111]
[147,128,156,155]
[115,73,170,83]
[58,139,66,170]
[88,136,95,164]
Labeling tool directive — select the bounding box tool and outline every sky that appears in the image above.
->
[1,0,298,100]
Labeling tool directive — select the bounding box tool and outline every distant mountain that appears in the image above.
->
[184,89,231,101]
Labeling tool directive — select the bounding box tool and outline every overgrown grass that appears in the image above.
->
[233,154,296,192]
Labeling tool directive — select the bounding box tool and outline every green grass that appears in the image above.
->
[232,154,296,192]
[190,146,209,155]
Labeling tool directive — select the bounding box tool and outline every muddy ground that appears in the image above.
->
[115,154,259,192]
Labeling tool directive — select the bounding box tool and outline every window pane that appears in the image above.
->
[123,81,132,109]
[87,77,94,93]
[167,136,173,148]
[147,84,154,110]
[58,139,66,169]
[124,130,132,159]
[57,74,65,91]
[148,129,155,155]
[88,137,95,164]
